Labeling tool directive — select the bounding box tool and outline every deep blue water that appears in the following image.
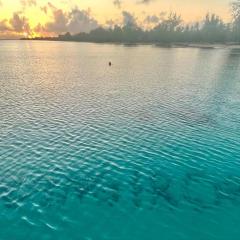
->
[1,41,240,239]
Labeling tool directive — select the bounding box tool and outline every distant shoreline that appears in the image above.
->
[19,38,240,49]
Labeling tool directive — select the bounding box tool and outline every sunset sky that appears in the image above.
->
[0,0,233,38]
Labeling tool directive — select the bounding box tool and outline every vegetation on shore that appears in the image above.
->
[22,1,240,44]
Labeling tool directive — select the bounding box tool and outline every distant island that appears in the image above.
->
[22,12,240,45]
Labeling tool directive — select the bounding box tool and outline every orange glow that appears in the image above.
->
[0,0,233,38]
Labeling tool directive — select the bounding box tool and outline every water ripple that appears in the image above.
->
[1,42,240,239]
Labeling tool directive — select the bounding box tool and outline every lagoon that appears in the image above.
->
[1,41,240,239]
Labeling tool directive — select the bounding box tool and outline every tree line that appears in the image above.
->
[29,1,240,44]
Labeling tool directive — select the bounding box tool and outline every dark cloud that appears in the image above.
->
[67,8,99,34]
[9,12,30,33]
[122,11,137,26]
[45,8,68,32]
[37,6,99,34]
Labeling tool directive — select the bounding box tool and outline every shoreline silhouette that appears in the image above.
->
[21,10,240,45]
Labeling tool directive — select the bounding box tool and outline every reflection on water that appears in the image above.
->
[1,41,240,240]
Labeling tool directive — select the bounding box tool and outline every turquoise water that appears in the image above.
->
[1,41,240,240]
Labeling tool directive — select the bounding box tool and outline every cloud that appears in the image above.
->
[1,1,159,37]
[113,0,122,9]
[0,19,9,32]
[144,15,159,24]
[67,8,99,34]
[106,19,115,27]
[40,6,48,14]
[122,11,137,26]
[37,6,99,34]
[0,12,31,38]
[9,12,30,33]
[40,2,56,14]
[44,8,68,33]
[137,0,154,4]
[105,19,120,28]
[20,0,37,8]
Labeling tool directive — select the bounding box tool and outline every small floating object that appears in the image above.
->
[109,61,112,66]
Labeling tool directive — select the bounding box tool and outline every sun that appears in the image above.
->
[23,32,29,38]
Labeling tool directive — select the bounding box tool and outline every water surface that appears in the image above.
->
[1,41,240,240]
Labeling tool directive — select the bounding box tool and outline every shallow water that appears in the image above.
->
[1,41,240,240]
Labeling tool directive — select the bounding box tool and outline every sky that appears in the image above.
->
[0,0,233,38]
